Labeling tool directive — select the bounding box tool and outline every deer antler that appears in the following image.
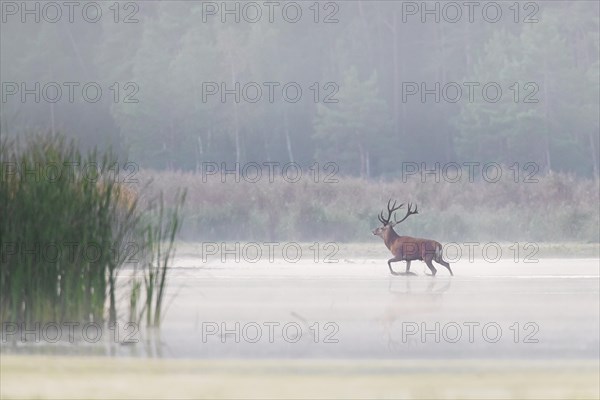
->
[379,199,404,226]
[390,203,418,226]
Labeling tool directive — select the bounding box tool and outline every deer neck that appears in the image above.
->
[383,226,400,249]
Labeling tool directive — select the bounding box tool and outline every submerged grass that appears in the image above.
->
[0,135,185,327]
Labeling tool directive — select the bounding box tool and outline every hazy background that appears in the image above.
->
[1,4,599,399]
[2,1,598,176]
[1,1,599,241]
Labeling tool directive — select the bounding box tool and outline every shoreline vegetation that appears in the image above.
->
[137,169,599,244]
[0,135,186,326]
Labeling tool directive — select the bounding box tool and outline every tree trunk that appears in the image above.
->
[392,8,399,138]
[542,62,552,173]
[229,52,241,164]
[284,108,294,163]
[358,142,366,178]
[589,131,599,180]
[366,149,371,179]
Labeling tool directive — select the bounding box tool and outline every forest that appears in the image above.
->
[2,1,599,179]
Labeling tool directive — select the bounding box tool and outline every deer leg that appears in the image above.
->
[424,258,437,276]
[435,258,454,276]
[401,260,417,276]
[387,257,402,276]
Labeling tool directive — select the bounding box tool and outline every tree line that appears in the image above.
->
[1,1,598,178]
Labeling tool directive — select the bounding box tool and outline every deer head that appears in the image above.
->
[372,200,418,238]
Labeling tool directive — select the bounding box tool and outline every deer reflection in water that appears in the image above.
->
[380,278,452,351]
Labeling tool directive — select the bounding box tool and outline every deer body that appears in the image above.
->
[373,201,453,276]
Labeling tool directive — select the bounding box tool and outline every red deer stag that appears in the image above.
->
[373,200,453,276]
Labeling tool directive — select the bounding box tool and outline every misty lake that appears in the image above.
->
[4,255,598,360]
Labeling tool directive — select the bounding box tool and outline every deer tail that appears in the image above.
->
[435,243,443,261]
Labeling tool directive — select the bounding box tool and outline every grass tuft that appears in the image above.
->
[0,134,185,327]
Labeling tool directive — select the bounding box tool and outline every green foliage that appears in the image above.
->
[2,2,598,177]
[314,67,392,178]
[454,6,599,176]
[0,135,185,326]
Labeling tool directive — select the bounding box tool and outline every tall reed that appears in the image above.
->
[0,135,184,327]
[138,192,186,327]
